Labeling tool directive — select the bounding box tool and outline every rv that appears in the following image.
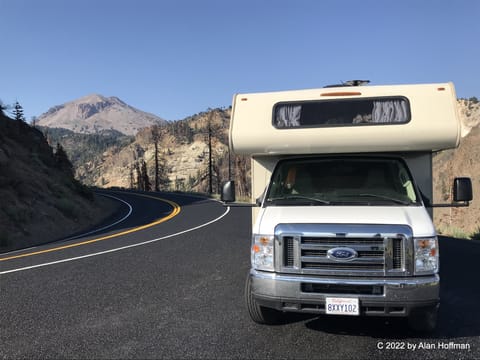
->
[222,82,472,331]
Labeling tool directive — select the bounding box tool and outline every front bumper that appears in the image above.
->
[250,269,440,317]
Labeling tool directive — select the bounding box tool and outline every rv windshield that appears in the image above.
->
[266,157,419,206]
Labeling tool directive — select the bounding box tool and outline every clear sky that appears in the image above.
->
[1,0,479,121]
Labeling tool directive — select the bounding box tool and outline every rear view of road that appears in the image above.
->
[1,190,479,359]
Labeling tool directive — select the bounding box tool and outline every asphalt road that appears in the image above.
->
[1,190,479,359]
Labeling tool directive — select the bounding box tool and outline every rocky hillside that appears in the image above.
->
[94,107,250,196]
[37,94,166,135]
[458,98,480,137]
[0,111,118,253]
[433,98,480,237]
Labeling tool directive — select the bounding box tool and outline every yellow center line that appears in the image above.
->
[0,194,181,262]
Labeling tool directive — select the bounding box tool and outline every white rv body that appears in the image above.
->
[226,82,468,331]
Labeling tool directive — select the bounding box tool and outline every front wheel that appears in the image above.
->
[408,305,439,332]
[245,274,284,325]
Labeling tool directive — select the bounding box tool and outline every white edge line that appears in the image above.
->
[60,193,133,241]
[1,193,133,255]
[1,206,230,275]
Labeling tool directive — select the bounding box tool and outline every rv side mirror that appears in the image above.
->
[453,177,473,203]
[221,180,236,203]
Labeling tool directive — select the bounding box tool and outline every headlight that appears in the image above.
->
[251,234,274,271]
[414,237,439,275]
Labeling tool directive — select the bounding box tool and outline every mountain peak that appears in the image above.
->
[38,94,166,135]
[76,93,109,104]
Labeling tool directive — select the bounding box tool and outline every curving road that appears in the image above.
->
[1,190,479,359]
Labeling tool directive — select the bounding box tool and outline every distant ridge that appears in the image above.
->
[37,94,166,135]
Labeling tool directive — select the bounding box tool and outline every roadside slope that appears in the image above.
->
[0,112,119,253]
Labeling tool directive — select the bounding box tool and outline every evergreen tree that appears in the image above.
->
[141,160,151,191]
[13,101,26,122]
[54,143,74,177]
[129,166,135,189]
[0,99,7,116]
[157,154,171,191]
[135,163,142,190]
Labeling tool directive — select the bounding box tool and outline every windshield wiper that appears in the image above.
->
[267,195,331,205]
[358,193,412,205]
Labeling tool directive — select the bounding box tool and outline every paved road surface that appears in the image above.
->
[1,190,479,359]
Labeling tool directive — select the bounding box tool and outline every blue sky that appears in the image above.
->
[1,0,479,121]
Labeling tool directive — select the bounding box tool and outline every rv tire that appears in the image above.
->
[245,274,283,325]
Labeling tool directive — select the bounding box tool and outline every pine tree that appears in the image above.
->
[129,166,135,189]
[0,99,7,116]
[135,163,142,190]
[141,160,151,191]
[158,154,171,191]
[13,101,26,122]
[54,143,74,178]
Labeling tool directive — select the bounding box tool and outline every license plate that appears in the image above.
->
[325,297,359,316]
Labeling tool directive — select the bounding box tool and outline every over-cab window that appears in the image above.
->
[273,97,410,128]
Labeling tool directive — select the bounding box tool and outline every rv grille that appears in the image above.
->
[284,237,295,267]
[392,238,403,270]
[282,234,405,275]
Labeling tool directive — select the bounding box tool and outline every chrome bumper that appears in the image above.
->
[250,269,440,316]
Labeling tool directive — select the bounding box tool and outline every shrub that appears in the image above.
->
[72,179,94,201]
[0,232,10,248]
[55,198,76,219]
[4,206,32,223]
[471,228,480,241]
[437,225,470,240]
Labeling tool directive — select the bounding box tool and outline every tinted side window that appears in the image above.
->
[273,97,410,128]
